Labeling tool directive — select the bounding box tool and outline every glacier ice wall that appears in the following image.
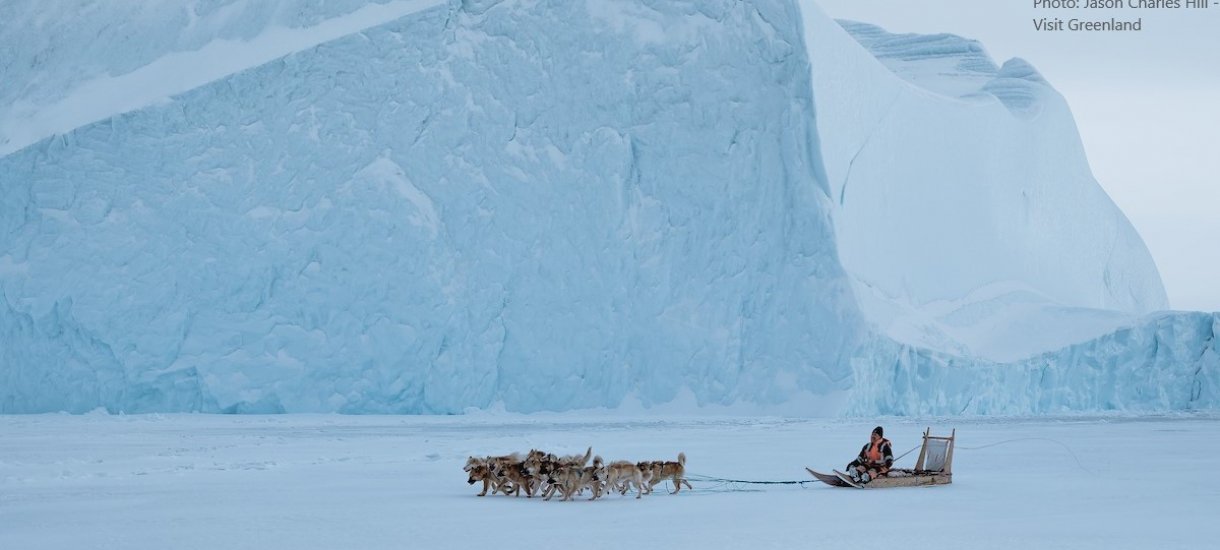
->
[0,0,863,413]
[848,312,1219,415]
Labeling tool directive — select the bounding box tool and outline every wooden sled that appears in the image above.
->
[808,428,955,489]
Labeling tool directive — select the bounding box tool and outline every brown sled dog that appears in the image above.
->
[466,463,505,497]
[500,462,535,497]
[605,460,646,499]
[525,447,592,496]
[641,452,692,494]
[464,453,523,496]
[544,455,606,502]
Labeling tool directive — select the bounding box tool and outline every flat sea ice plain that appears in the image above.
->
[2,414,1218,549]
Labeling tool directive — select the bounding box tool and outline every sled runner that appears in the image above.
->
[806,467,852,487]
[808,428,955,489]
[833,469,863,488]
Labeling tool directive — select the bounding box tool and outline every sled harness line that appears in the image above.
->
[686,474,816,486]
[686,444,923,487]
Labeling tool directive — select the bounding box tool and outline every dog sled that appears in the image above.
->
[807,428,954,489]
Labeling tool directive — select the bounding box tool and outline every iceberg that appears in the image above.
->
[0,0,1213,415]
[805,14,1169,362]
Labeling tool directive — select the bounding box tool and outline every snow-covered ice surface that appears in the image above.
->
[2,413,1219,549]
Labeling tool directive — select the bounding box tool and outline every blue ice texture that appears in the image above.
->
[0,0,1215,415]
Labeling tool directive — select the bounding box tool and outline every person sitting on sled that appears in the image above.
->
[846,426,893,484]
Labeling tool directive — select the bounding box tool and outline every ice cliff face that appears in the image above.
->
[849,312,1219,415]
[0,0,861,413]
[0,0,1211,415]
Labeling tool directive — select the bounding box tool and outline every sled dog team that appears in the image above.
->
[463,447,692,501]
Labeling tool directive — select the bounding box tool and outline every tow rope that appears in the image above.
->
[684,444,922,490]
[684,437,1086,491]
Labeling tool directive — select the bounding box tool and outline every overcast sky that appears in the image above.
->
[814,0,1220,312]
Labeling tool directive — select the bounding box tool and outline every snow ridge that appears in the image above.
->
[836,20,1053,116]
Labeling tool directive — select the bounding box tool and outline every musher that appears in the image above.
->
[846,426,893,484]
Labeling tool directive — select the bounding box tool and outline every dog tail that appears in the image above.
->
[582,446,592,466]
[678,452,686,466]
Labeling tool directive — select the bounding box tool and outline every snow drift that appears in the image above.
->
[0,0,1212,415]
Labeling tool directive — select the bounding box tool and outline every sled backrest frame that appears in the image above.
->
[914,428,955,475]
